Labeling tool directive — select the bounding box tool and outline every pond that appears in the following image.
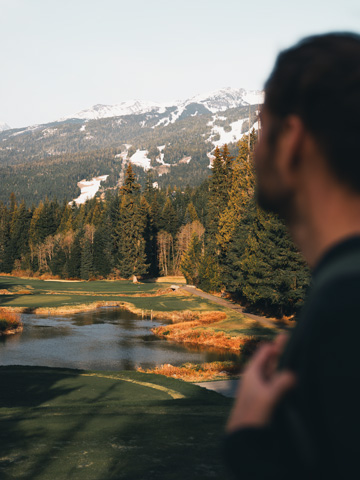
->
[0,307,238,370]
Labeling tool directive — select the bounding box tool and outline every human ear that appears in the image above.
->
[276,115,305,185]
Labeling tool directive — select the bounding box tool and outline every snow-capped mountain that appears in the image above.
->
[181,87,264,113]
[0,87,263,205]
[0,122,11,132]
[63,87,263,121]
[63,100,166,121]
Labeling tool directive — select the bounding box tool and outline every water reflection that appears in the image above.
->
[0,307,238,371]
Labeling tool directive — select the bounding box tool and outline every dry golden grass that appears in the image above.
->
[151,311,253,351]
[138,361,241,382]
[154,276,186,283]
[0,308,23,335]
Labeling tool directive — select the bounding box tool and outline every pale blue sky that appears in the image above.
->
[1,0,360,128]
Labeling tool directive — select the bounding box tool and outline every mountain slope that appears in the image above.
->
[63,87,263,122]
[0,122,11,132]
[0,88,262,204]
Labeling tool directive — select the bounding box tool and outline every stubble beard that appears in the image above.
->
[255,152,295,224]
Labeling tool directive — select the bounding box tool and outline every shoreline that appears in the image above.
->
[0,300,254,381]
[1,301,248,352]
[1,300,214,321]
[0,324,24,336]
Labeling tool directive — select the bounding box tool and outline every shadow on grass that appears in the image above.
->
[0,294,21,307]
[0,366,233,480]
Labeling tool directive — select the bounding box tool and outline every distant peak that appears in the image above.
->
[59,87,264,122]
[0,122,11,132]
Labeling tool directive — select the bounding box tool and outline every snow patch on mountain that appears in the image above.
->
[210,118,247,148]
[170,105,186,124]
[70,175,109,205]
[207,152,215,168]
[130,149,151,170]
[60,87,263,122]
[65,100,166,121]
[156,145,168,165]
[0,123,11,132]
[42,128,58,138]
[9,124,43,137]
[153,117,170,128]
[185,87,263,113]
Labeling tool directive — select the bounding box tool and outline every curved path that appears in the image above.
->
[180,286,290,331]
[194,379,239,398]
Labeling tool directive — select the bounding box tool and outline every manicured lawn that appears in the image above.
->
[0,276,164,295]
[0,366,233,480]
[208,311,278,338]
[0,276,281,339]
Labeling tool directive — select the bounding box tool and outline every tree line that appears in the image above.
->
[0,132,310,317]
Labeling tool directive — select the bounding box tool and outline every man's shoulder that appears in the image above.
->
[311,238,360,297]
[302,263,360,330]
[298,240,360,328]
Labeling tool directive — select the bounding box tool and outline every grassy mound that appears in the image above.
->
[0,366,233,480]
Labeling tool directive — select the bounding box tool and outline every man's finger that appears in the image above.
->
[273,333,290,352]
[270,371,297,402]
[247,343,277,372]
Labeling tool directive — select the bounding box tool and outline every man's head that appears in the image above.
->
[255,32,360,219]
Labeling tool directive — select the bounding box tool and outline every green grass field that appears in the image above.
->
[0,277,279,478]
[0,366,233,480]
[0,275,278,338]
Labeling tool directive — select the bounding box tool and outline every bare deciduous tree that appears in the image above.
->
[157,230,173,276]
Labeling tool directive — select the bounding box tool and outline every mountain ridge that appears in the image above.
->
[62,87,264,122]
[0,88,263,205]
[0,122,11,132]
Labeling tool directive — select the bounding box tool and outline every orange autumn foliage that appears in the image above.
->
[0,308,22,334]
[138,361,241,382]
[152,311,248,351]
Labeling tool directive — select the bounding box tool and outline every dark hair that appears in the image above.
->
[265,32,360,192]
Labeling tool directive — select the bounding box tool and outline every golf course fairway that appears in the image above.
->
[0,366,233,480]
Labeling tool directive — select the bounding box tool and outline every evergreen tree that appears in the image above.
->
[180,233,203,285]
[93,222,112,277]
[160,197,178,237]
[184,202,199,224]
[115,166,149,279]
[223,200,310,317]
[80,236,93,280]
[141,196,159,277]
[49,241,67,277]
[67,230,82,278]
[0,203,12,273]
[9,201,31,267]
[217,134,255,250]
[206,145,232,247]
[198,253,223,292]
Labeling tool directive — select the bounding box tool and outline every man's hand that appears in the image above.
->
[226,334,296,433]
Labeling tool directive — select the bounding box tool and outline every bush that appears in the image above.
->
[0,309,22,332]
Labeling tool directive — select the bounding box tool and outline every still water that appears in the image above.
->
[0,307,238,370]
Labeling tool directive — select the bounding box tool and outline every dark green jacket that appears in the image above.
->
[224,237,360,479]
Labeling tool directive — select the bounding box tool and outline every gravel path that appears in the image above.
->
[180,286,288,331]
[194,379,239,398]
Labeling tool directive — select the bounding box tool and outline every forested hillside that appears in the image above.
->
[0,102,259,204]
[0,133,310,318]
